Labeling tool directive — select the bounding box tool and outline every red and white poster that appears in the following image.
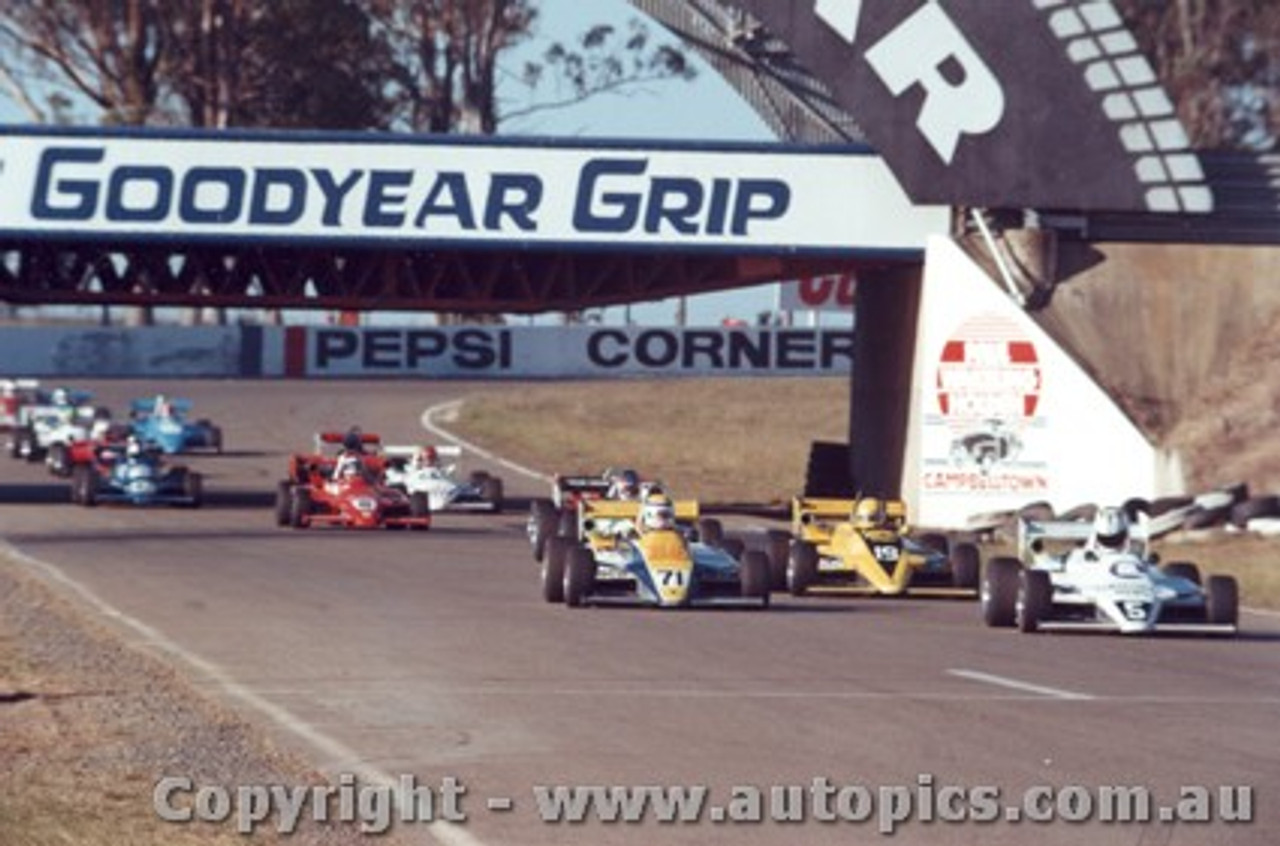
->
[904,236,1165,529]
[778,273,856,313]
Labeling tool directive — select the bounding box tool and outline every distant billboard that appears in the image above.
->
[0,128,947,255]
[730,0,1212,213]
[778,272,856,312]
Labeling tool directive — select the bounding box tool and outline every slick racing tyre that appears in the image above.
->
[949,542,980,590]
[1016,569,1052,634]
[1205,575,1239,628]
[482,476,504,514]
[290,488,312,529]
[765,529,791,592]
[787,541,818,597]
[740,551,771,607]
[981,557,1021,628]
[410,492,431,530]
[275,482,292,526]
[564,546,596,608]
[530,500,558,561]
[542,537,571,603]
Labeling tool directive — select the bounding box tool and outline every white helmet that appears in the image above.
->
[1093,506,1130,551]
[336,454,361,479]
[126,436,142,458]
[640,495,676,532]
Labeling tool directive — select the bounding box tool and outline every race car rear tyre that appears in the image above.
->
[765,530,791,591]
[183,471,203,508]
[787,541,818,597]
[721,538,745,561]
[274,482,292,526]
[290,489,312,529]
[211,426,224,454]
[482,476,504,514]
[949,542,980,590]
[47,442,70,478]
[1205,575,1239,627]
[409,492,431,529]
[981,557,1021,628]
[697,518,724,548]
[1162,561,1201,586]
[564,547,596,608]
[530,499,558,562]
[542,537,570,603]
[740,551,771,606]
[1016,569,1052,634]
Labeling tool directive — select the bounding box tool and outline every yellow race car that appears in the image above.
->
[774,497,979,598]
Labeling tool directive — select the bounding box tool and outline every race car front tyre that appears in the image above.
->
[564,547,596,608]
[211,426,224,454]
[557,509,580,542]
[740,551,771,606]
[765,530,791,591]
[697,518,724,548]
[1205,575,1239,627]
[274,482,292,526]
[1016,569,1052,634]
[542,537,571,603]
[981,557,1021,628]
[530,499,558,561]
[949,542,980,590]
[409,492,431,529]
[290,489,312,529]
[787,541,818,597]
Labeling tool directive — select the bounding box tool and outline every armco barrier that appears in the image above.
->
[0,325,853,379]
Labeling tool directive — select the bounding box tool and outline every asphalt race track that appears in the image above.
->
[2,380,1278,846]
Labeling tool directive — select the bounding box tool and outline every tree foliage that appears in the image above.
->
[0,0,696,134]
[1116,0,1280,150]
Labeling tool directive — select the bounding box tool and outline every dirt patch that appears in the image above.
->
[0,550,400,846]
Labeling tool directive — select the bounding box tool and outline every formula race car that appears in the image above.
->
[779,497,979,597]
[981,507,1239,635]
[47,422,134,477]
[1,378,45,435]
[527,468,647,561]
[275,430,430,530]
[382,445,504,512]
[129,395,223,454]
[70,441,203,508]
[541,492,770,609]
[9,392,111,464]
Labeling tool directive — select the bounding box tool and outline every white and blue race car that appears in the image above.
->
[382,445,504,512]
[982,508,1238,635]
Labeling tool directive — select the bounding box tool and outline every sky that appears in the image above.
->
[0,0,844,327]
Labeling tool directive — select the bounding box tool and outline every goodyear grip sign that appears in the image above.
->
[0,129,945,253]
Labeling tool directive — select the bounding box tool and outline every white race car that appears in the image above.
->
[10,397,111,469]
[382,445,504,513]
[982,508,1238,635]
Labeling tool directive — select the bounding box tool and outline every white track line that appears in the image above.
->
[421,400,550,483]
[947,669,1094,701]
[2,542,486,846]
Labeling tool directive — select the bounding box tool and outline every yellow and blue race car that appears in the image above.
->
[541,492,769,609]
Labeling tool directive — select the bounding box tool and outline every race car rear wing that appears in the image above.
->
[383,444,463,459]
[583,499,700,523]
[551,474,613,508]
[1018,514,1153,559]
[315,430,382,448]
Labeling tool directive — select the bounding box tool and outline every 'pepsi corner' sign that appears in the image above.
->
[0,129,946,253]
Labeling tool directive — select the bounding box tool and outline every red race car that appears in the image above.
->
[275,429,431,530]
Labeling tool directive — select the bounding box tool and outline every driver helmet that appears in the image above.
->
[335,453,362,480]
[639,494,676,533]
[125,435,142,459]
[853,497,885,529]
[1093,506,1130,551]
[613,469,641,500]
[413,446,438,469]
[52,388,69,406]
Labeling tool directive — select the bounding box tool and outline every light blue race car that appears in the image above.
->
[129,395,223,454]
